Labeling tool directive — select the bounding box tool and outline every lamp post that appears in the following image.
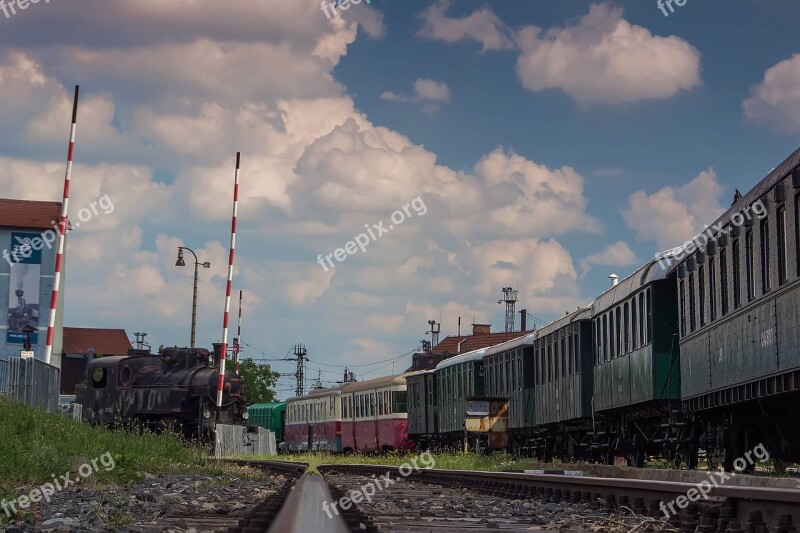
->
[175,246,210,348]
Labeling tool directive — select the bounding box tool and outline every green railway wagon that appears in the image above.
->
[249,402,286,443]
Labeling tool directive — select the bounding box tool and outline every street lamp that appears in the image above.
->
[175,246,210,348]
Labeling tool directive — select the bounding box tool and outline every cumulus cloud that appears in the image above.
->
[418,2,701,106]
[579,241,640,277]
[0,1,605,376]
[622,168,725,250]
[743,53,800,134]
[417,0,515,51]
[382,78,452,112]
[515,4,701,105]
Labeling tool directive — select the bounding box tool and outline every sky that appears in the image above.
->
[1,0,798,399]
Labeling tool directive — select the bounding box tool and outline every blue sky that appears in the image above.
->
[0,1,798,398]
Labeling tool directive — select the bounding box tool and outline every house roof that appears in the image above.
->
[0,198,62,231]
[430,331,529,357]
[62,328,131,356]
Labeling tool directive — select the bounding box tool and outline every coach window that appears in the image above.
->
[760,217,771,294]
[777,205,787,285]
[622,302,631,353]
[688,273,696,332]
[602,314,609,362]
[631,298,638,350]
[795,193,800,278]
[679,280,686,336]
[746,228,755,301]
[720,248,729,316]
[392,390,407,413]
[645,289,652,343]
[699,264,706,327]
[615,307,621,357]
[385,391,390,413]
[709,257,717,322]
[378,391,383,415]
[733,238,741,308]
[547,342,553,382]
[572,333,578,374]
[561,336,567,378]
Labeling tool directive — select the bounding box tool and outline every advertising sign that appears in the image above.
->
[6,232,41,345]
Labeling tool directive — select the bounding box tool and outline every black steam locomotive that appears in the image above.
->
[75,346,248,438]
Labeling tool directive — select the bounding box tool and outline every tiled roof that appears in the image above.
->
[0,198,62,230]
[63,328,131,356]
[431,331,530,356]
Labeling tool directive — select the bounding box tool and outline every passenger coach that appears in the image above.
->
[673,148,800,469]
[284,387,342,452]
[341,374,413,452]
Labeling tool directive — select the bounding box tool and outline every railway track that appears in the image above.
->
[219,461,800,532]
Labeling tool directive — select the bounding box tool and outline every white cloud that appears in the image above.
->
[743,53,800,134]
[579,241,640,277]
[0,2,607,377]
[417,0,515,51]
[515,4,701,105]
[381,78,452,112]
[622,168,724,250]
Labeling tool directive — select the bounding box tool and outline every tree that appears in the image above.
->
[233,358,280,404]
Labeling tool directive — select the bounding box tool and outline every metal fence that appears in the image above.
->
[2,357,60,413]
[214,424,277,458]
[0,358,8,396]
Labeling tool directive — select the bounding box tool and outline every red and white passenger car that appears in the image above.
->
[284,386,342,452]
[340,374,414,453]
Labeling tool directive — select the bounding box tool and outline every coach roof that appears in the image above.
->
[342,373,408,393]
[435,348,487,371]
[592,257,672,315]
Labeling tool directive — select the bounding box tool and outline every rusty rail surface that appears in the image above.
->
[318,463,800,532]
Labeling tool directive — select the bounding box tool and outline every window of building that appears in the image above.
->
[760,217,771,294]
[709,257,717,322]
[733,238,741,309]
[699,264,706,327]
[778,205,787,285]
[720,248,729,316]
[689,273,696,332]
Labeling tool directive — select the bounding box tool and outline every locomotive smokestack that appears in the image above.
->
[609,274,619,287]
[212,342,224,367]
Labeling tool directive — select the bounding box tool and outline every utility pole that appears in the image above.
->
[498,287,518,333]
[312,369,323,390]
[426,320,440,348]
[294,344,307,397]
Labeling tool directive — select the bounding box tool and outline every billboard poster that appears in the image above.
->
[6,232,42,345]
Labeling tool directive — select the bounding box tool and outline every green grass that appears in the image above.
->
[253,451,561,473]
[0,397,232,493]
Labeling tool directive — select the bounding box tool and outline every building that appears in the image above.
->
[0,198,65,365]
[60,327,131,394]
[410,323,529,371]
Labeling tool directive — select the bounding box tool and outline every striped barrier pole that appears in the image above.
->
[235,289,242,375]
[45,85,79,365]
[216,152,240,421]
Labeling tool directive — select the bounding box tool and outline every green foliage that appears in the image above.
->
[234,358,279,404]
[0,397,224,492]
[269,451,558,472]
